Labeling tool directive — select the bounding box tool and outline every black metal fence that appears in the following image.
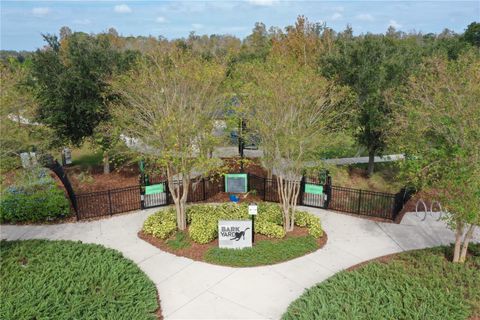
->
[72,173,412,221]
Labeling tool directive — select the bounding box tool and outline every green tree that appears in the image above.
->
[0,58,52,172]
[393,50,480,263]
[462,21,480,47]
[111,47,225,231]
[237,54,350,232]
[321,33,421,175]
[30,31,137,172]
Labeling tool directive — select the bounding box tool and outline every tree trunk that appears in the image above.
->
[103,151,110,174]
[277,176,301,232]
[453,221,464,263]
[367,150,375,177]
[167,167,189,231]
[459,224,476,263]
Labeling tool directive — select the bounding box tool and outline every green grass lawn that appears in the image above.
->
[205,235,319,267]
[283,244,480,320]
[0,240,159,320]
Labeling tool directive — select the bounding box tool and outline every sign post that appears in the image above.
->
[248,203,257,243]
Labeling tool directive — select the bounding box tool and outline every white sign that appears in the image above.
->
[20,152,37,168]
[248,204,258,215]
[218,220,252,249]
[62,148,72,165]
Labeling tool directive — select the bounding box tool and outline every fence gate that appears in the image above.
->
[141,179,168,209]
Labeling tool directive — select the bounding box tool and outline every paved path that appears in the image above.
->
[1,208,478,320]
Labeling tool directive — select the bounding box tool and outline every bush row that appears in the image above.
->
[142,203,323,244]
[0,168,71,223]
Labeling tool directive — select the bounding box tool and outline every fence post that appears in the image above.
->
[108,190,113,215]
[299,176,305,205]
[202,178,206,201]
[357,189,363,214]
[263,177,267,201]
[140,185,145,210]
[74,195,80,220]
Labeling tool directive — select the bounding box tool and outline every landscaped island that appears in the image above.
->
[139,203,327,267]
[0,240,160,319]
[283,244,480,320]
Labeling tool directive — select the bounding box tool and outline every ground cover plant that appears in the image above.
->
[141,203,326,266]
[0,240,159,320]
[0,168,70,223]
[282,244,480,320]
[205,235,319,267]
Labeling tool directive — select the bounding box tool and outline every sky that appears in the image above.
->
[1,0,479,51]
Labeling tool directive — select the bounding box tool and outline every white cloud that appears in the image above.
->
[355,13,375,22]
[73,19,91,25]
[247,0,278,6]
[156,16,167,23]
[333,6,344,12]
[32,7,51,17]
[192,23,204,29]
[388,19,402,29]
[114,4,132,14]
[330,13,343,21]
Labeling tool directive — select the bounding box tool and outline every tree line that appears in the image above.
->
[1,18,478,262]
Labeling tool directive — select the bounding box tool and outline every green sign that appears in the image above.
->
[225,173,248,193]
[305,184,323,195]
[145,184,164,195]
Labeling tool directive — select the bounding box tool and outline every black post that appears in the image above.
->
[357,189,363,214]
[299,176,305,205]
[108,190,113,215]
[140,185,145,210]
[252,215,255,243]
[202,178,206,201]
[263,177,266,201]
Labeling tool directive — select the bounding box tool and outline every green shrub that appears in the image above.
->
[257,202,283,225]
[255,220,286,238]
[0,168,71,223]
[143,203,324,244]
[295,210,323,238]
[142,209,177,239]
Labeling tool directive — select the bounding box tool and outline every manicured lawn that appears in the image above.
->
[0,240,159,320]
[205,235,319,267]
[283,244,480,320]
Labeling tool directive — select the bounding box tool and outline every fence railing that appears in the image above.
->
[73,173,412,221]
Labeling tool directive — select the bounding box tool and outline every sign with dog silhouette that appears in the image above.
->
[218,220,252,249]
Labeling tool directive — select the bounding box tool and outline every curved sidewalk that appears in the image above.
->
[1,208,478,320]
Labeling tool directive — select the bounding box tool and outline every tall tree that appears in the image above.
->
[462,21,480,47]
[321,33,421,175]
[111,47,225,231]
[393,50,480,263]
[237,54,350,232]
[30,31,137,172]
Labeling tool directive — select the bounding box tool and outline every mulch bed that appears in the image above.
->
[138,227,328,265]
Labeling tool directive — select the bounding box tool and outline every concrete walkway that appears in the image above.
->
[1,208,478,320]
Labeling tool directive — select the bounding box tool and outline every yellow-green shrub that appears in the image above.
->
[255,221,286,238]
[142,209,177,239]
[257,202,283,225]
[295,211,323,238]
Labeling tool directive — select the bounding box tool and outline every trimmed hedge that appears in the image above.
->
[142,203,324,244]
[0,168,70,223]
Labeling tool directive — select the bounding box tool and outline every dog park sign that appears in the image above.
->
[218,220,252,249]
